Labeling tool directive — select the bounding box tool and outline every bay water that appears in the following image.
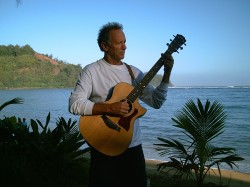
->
[0,87,249,173]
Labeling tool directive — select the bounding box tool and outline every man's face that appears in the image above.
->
[105,29,127,63]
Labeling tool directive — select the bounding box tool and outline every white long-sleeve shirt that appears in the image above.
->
[69,58,169,147]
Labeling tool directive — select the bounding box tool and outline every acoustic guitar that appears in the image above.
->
[79,34,186,156]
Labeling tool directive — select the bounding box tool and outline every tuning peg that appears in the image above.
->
[180,47,183,50]
[167,43,169,46]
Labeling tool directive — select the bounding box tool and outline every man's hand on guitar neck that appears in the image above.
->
[161,54,174,83]
[92,100,130,116]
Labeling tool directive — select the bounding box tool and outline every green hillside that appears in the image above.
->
[0,45,82,89]
[0,44,169,89]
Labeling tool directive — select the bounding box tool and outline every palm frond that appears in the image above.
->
[173,98,226,145]
[209,155,244,170]
[0,97,24,111]
[155,138,189,158]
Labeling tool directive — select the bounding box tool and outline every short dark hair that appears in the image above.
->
[97,22,123,51]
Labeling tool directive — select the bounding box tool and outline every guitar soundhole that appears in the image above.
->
[127,100,132,113]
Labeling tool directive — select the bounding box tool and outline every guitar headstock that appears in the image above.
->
[166,34,186,54]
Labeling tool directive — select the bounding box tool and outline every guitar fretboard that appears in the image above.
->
[127,59,163,103]
[127,34,186,103]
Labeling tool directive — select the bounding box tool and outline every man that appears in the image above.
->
[69,22,174,187]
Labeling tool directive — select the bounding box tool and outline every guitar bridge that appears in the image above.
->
[101,115,121,132]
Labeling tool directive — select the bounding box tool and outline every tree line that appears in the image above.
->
[0,44,34,56]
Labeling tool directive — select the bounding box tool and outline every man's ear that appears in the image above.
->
[101,42,109,52]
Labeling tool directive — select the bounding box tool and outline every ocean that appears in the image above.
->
[0,87,249,173]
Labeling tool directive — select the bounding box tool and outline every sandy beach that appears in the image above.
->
[146,159,250,187]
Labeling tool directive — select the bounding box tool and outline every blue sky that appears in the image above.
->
[1,0,250,86]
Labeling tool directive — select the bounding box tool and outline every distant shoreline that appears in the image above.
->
[1,86,250,91]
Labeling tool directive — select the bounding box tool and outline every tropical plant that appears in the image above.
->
[0,97,23,111]
[0,98,90,186]
[154,98,244,187]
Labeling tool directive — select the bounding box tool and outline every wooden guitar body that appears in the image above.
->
[79,82,147,156]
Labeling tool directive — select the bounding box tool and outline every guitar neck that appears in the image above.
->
[127,34,186,103]
[127,55,166,103]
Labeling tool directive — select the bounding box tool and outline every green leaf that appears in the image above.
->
[0,97,23,111]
